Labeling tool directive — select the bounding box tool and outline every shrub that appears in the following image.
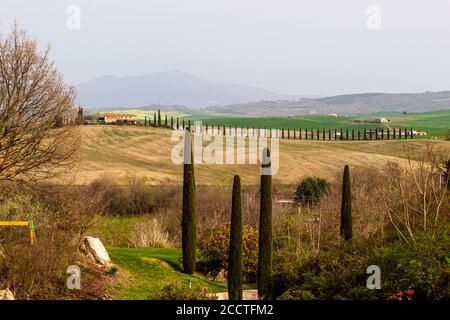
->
[128,218,171,248]
[372,228,450,300]
[152,283,215,300]
[295,177,329,206]
[273,225,450,300]
[199,223,258,282]
[94,177,156,216]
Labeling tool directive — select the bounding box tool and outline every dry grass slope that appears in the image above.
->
[76,126,450,185]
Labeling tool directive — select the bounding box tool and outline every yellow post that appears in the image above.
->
[0,220,36,244]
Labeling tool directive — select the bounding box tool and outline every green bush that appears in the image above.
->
[277,289,317,300]
[294,177,329,206]
[152,283,215,300]
[372,229,450,300]
[199,223,258,282]
[274,225,450,300]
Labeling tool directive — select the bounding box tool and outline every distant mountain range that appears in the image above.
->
[76,70,450,116]
[75,70,305,109]
[207,91,450,116]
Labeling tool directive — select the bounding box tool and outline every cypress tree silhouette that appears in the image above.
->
[228,175,243,300]
[165,114,168,127]
[340,165,352,241]
[258,148,273,300]
[182,130,197,274]
[153,113,156,126]
[157,109,161,127]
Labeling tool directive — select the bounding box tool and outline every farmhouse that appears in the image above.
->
[413,130,428,136]
[372,117,390,123]
[97,113,137,124]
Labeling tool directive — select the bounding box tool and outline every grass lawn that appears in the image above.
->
[108,247,254,299]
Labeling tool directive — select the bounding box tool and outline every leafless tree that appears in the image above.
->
[381,145,449,243]
[0,25,79,183]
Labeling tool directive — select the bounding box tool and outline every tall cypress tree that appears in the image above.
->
[165,114,168,127]
[258,148,273,300]
[158,109,161,127]
[153,113,157,126]
[340,165,352,241]
[228,175,243,300]
[182,130,197,274]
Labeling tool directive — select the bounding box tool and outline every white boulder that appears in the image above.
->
[79,236,112,267]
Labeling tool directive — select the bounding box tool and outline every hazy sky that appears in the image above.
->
[2,0,450,95]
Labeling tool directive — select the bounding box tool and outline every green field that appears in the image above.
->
[193,110,450,138]
[108,247,254,299]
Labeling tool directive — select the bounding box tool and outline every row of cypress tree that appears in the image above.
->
[175,121,414,140]
[143,109,173,128]
[180,128,353,300]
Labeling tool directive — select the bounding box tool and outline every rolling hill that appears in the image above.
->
[75,70,302,109]
[75,125,450,186]
[208,91,450,116]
